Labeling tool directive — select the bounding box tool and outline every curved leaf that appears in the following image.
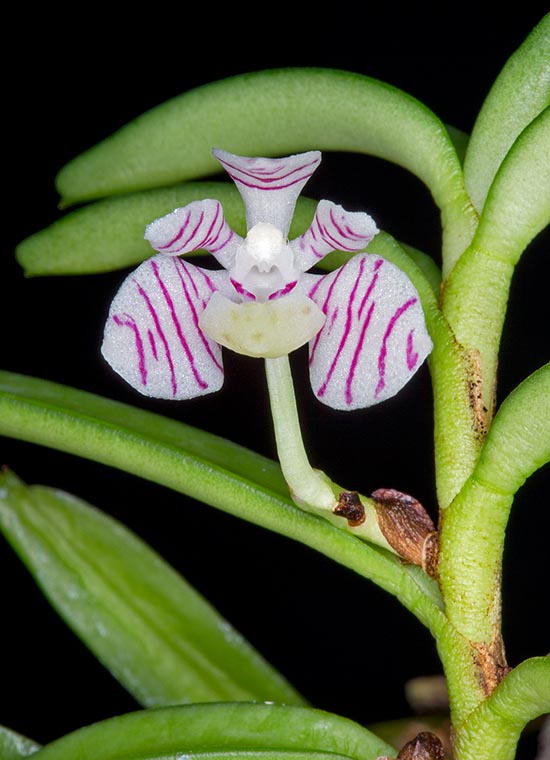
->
[30,702,396,760]
[0,371,445,634]
[55,67,476,271]
[442,107,550,414]
[464,14,550,212]
[16,183,317,277]
[455,657,550,760]
[474,106,550,266]
[0,469,304,708]
[0,725,41,759]
[474,362,550,494]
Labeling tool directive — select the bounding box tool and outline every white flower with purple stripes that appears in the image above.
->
[102,149,432,411]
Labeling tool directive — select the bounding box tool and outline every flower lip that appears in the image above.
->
[199,291,326,358]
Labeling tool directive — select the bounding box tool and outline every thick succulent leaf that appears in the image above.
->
[0,725,41,759]
[442,107,550,413]
[455,657,550,760]
[471,106,550,266]
[307,254,433,410]
[28,702,396,760]
[101,255,225,399]
[473,362,550,495]
[464,14,550,212]
[15,183,317,277]
[0,469,303,707]
[54,67,476,271]
[0,372,445,633]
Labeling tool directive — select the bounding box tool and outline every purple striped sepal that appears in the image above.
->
[102,148,432,407]
[213,149,321,236]
[306,254,433,410]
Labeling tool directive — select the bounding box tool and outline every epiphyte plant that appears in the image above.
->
[1,13,549,760]
[101,147,433,517]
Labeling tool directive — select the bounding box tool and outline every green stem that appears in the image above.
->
[439,364,550,644]
[264,355,335,510]
[454,657,550,760]
[264,355,411,554]
[437,364,550,725]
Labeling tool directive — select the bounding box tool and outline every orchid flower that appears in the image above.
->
[102,149,432,412]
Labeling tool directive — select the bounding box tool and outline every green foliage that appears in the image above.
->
[2,14,549,760]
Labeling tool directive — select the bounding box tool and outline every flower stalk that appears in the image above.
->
[264,355,336,510]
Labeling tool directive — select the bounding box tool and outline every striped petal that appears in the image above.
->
[145,199,240,269]
[213,149,321,236]
[102,256,225,399]
[307,255,432,410]
[291,200,379,271]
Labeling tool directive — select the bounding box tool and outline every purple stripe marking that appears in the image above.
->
[317,257,368,398]
[268,281,297,300]
[406,329,419,370]
[166,211,206,254]
[358,259,383,319]
[157,209,191,249]
[113,313,147,386]
[345,300,376,405]
[375,297,418,397]
[148,329,158,361]
[314,258,382,402]
[219,156,320,192]
[329,207,368,242]
[308,265,346,364]
[135,280,178,395]
[328,206,365,244]
[193,267,217,307]
[318,216,359,253]
[209,226,234,255]
[150,260,209,391]
[300,226,322,259]
[174,259,223,372]
[230,278,256,301]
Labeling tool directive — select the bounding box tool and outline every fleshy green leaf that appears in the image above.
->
[29,702,396,760]
[442,107,550,413]
[0,725,41,759]
[464,14,550,212]
[0,371,446,635]
[455,657,550,760]
[0,469,304,708]
[474,362,550,495]
[472,107,550,266]
[16,183,317,277]
[55,67,476,273]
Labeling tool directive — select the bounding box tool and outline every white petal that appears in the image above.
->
[199,291,325,358]
[145,199,240,269]
[102,256,225,399]
[291,200,378,271]
[213,149,321,236]
[308,255,432,410]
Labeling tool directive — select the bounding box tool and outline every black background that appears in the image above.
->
[2,8,549,758]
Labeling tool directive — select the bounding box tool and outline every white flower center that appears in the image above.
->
[230,222,299,302]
